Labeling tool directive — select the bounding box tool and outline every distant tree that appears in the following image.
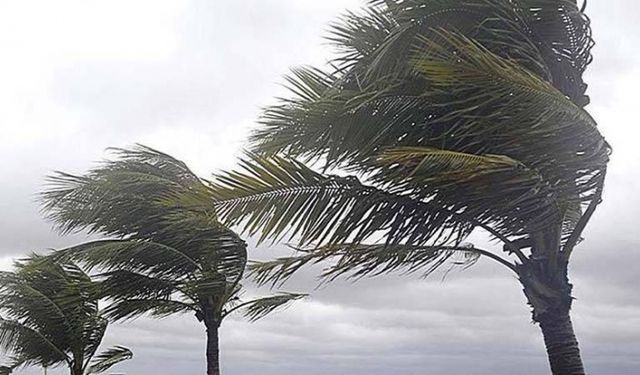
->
[41,146,305,375]
[0,256,132,375]
[208,1,609,374]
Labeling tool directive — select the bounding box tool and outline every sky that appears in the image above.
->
[0,1,638,374]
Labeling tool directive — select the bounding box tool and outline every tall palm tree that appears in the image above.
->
[208,1,609,374]
[0,256,132,375]
[41,146,305,375]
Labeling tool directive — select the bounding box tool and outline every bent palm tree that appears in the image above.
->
[210,1,609,374]
[41,146,305,375]
[0,256,132,375]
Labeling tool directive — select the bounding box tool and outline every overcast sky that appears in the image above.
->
[0,1,638,374]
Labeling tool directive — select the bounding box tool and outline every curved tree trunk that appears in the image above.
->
[538,313,585,375]
[205,323,220,375]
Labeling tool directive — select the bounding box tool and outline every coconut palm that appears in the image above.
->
[208,1,609,374]
[0,255,132,375]
[41,146,305,375]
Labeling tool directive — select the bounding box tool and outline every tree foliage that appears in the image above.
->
[0,256,131,375]
[211,0,609,299]
[41,146,305,328]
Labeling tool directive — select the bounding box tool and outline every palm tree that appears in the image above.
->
[207,1,609,374]
[0,255,132,375]
[40,146,305,375]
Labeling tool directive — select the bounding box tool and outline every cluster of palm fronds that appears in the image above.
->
[213,0,608,284]
[42,147,304,326]
[1,147,304,375]
[0,256,132,375]
[210,1,608,373]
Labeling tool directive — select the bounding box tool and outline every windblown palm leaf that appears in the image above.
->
[86,346,133,375]
[0,256,130,375]
[222,293,307,322]
[249,242,511,288]
[211,154,474,247]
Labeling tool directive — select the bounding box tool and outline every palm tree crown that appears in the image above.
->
[0,256,132,375]
[208,1,609,374]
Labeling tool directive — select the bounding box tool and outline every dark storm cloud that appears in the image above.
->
[1,1,639,375]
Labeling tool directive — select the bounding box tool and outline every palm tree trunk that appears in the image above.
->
[539,313,585,375]
[70,363,83,375]
[205,323,220,375]
[519,257,586,375]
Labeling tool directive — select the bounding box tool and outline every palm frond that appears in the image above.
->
[0,318,68,365]
[517,0,594,104]
[249,243,508,288]
[54,240,201,277]
[102,298,198,322]
[40,144,214,237]
[326,6,397,70]
[411,29,593,126]
[211,154,474,247]
[86,346,132,375]
[252,27,607,238]
[231,293,307,322]
[96,270,184,300]
[374,147,562,232]
[0,271,69,329]
[81,317,108,361]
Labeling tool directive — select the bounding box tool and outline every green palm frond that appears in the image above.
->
[0,271,70,328]
[375,146,563,232]
[516,0,594,104]
[249,242,511,288]
[249,26,607,241]
[97,271,183,300]
[81,317,108,362]
[86,346,132,375]
[211,154,474,247]
[55,239,202,277]
[408,29,608,184]
[102,299,198,322]
[41,145,214,238]
[227,293,307,322]
[378,147,523,176]
[0,318,68,365]
[411,30,594,127]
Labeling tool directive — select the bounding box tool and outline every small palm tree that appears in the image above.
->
[0,256,132,375]
[208,1,609,374]
[41,146,305,375]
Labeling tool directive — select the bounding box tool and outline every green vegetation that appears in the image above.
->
[0,256,132,375]
[209,1,609,374]
[40,146,304,375]
[1,1,610,374]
